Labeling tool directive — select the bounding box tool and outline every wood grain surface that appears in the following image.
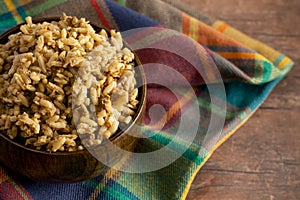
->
[178,0,300,199]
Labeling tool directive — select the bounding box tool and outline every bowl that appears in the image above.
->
[0,17,146,183]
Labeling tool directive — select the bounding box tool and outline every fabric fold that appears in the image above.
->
[0,0,293,200]
[113,0,293,85]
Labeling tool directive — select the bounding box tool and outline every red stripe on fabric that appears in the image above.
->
[0,181,32,200]
[17,182,34,200]
[0,168,33,200]
[89,0,112,29]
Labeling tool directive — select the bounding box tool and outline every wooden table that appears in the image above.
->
[178,0,300,199]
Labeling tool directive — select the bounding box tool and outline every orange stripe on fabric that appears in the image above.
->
[213,20,294,67]
[183,14,241,47]
[182,12,190,36]
[216,23,229,33]
[182,13,199,41]
[182,13,246,48]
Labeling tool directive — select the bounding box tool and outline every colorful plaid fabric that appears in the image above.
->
[0,0,294,200]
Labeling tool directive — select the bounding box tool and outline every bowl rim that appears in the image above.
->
[0,16,147,156]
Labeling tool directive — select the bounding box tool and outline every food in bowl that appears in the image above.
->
[0,13,139,152]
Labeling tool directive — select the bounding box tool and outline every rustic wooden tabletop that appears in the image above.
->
[179,0,300,199]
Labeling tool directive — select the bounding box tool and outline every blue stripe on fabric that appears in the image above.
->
[0,12,16,34]
[16,6,27,21]
[21,181,93,200]
[104,0,159,31]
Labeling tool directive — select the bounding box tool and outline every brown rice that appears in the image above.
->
[0,13,138,152]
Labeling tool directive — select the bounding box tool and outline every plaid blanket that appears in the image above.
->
[0,0,294,199]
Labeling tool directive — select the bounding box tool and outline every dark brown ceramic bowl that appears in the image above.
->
[0,17,146,183]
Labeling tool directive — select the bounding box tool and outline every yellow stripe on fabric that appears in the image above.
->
[216,51,266,60]
[213,20,293,69]
[4,0,23,23]
[188,15,199,42]
[180,108,257,200]
[277,57,291,70]
[87,161,128,199]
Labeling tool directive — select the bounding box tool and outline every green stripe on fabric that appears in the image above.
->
[109,181,139,200]
[25,0,67,16]
[0,1,8,14]
[186,147,206,165]
[0,18,16,27]
[83,179,98,189]
[117,0,126,6]
[260,60,273,83]
[11,0,21,8]
[107,186,134,200]
[87,180,134,200]
[150,133,203,163]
